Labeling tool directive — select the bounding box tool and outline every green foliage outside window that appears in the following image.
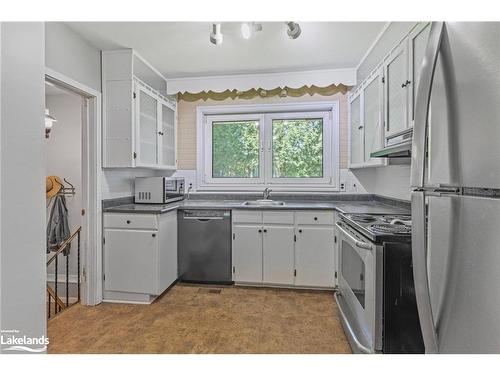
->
[211,118,323,179]
[272,119,323,178]
[212,121,260,178]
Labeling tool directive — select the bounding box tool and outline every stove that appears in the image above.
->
[339,213,412,243]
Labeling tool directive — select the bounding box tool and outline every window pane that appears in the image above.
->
[272,118,323,178]
[212,120,260,178]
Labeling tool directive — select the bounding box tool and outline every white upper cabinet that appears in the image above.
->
[348,68,385,168]
[136,85,159,166]
[348,91,363,167]
[102,49,177,169]
[161,102,176,168]
[384,42,409,138]
[362,68,385,166]
[408,22,431,128]
[348,22,430,168]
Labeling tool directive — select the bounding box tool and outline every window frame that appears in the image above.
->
[197,101,340,191]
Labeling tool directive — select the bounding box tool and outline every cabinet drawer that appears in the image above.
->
[295,211,334,225]
[263,211,294,224]
[104,213,158,230]
[232,210,262,224]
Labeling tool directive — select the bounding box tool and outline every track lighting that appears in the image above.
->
[210,23,223,45]
[241,22,262,39]
[285,22,301,40]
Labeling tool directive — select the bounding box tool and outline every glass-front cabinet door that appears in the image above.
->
[136,85,159,166]
[362,68,384,164]
[384,43,409,138]
[160,101,176,168]
[349,91,363,167]
[408,22,431,128]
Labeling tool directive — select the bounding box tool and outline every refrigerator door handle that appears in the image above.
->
[411,191,439,353]
[410,22,445,188]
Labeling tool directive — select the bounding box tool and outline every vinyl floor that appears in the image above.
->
[47,284,351,354]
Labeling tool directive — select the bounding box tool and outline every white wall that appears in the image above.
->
[350,22,417,201]
[0,22,47,353]
[45,22,101,92]
[45,93,83,278]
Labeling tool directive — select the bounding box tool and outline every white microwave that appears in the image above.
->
[134,177,185,204]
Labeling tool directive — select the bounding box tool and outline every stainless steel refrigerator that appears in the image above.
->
[411,22,500,353]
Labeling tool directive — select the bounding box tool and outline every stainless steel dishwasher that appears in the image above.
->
[178,210,232,284]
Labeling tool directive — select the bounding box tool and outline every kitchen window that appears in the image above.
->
[198,102,339,190]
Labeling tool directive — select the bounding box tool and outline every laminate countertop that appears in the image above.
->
[103,198,410,215]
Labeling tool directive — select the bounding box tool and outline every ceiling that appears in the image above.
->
[66,22,386,79]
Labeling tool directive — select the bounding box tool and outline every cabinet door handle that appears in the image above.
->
[126,220,131,224]
[314,217,318,221]
[298,229,302,233]
[258,229,262,233]
[263,229,267,233]
[152,233,156,237]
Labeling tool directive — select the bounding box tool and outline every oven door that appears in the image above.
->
[336,221,382,353]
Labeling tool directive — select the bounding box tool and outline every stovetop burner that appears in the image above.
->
[379,215,411,223]
[346,214,377,223]
[369,223,412,234]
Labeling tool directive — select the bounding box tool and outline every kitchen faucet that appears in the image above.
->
[263,187,272,200]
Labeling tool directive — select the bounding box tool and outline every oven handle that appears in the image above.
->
[336,222,373,251]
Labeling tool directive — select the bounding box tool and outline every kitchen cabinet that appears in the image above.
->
[103,211,177,303]
[348,22,430,165]
[408,22,431,127]
[384,42,409,139]
[102,49,177,170]
[232,210,335,289]
[295,211,335,288]
[348,69,386,168]
[362,69,385,164]
[348,91,363,166]
[263,225,295,285]
[232,224,263,283]
[333,212,340,287]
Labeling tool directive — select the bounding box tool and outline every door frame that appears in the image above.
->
[45,68,103,306]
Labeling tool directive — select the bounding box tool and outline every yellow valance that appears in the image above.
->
[177,84,349,102]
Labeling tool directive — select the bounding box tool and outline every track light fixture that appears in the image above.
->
[285,22,301,40]
[210,23,223,45]
[241,22,263,39]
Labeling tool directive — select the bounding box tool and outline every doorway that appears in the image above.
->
[44,69,102,309]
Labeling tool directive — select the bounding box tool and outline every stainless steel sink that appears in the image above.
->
[242,199,285,206]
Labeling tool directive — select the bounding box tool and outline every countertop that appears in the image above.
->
[103,198,410,215]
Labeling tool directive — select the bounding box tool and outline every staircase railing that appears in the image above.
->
[47,226,81,319]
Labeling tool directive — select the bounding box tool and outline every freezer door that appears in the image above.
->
[411,22,500,189]
[413,193,500,353]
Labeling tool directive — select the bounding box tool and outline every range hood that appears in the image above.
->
[370,139,412,158]
[371,129,413,158]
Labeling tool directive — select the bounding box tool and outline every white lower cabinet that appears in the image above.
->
[263,225,295,285]
[232,210,335,289]
[232,224,263,283]
[295,226,335,288]
[103,211,177,302]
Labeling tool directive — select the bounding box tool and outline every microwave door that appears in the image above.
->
[412,22,500,190]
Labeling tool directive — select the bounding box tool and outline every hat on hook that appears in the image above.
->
[46,176,63,199]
